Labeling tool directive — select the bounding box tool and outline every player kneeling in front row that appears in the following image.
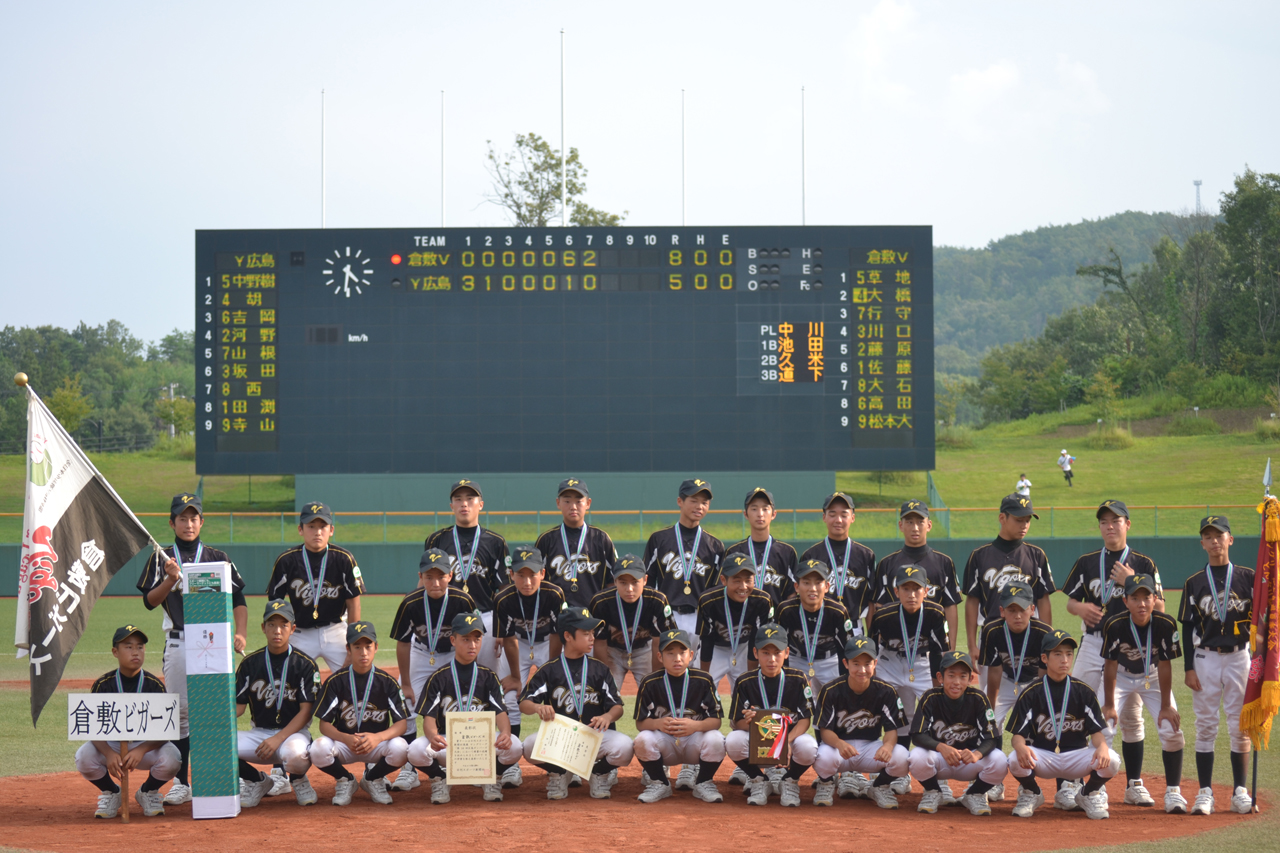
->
[909,651,1007,816]
[634,629,728,804]
[1101,573,1186,813]
[812,637,911,809]
[236,600,320,807]
[77,626,182,818]
[1007,629,1120,819]
[725,624,817,806]
[519,607,633,799]
[308,621,409,805]
[406,611,522,803]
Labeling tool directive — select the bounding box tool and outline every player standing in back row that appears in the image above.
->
[725,487,799,608]
[534,478,618,610]
[799,492,876,635]
[644,479,726,659]
[870,500,960,642]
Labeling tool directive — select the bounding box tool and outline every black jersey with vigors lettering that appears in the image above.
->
[415,661,507,729]
[423,525,511,613]
[725,536,799,607]
[799,538,877,622]
[869,600,950,674]
[729,666,815,722]
[978,618,1053,685]
[1006,676,1106,753]
[314,664,407,735]
[266,545,364,630]
[1178,563,1255,651]
[961,539,1056,624]
[1062,548,1163,637]
[389,587,477,654]
[643,523,726,612]
[1101,611,1182,676]
[235,646,321,729]
[911,686,1001,749]
[696,585,775,666]
[775,598,852,663]
[493,580,567,644]
[815,677,907,741]
[519,654,623,723]
[634,668,723,723]
[534,523,618,609]
[589,587,675,651]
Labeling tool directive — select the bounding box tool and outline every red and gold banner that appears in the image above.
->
[1242,496,1280,748]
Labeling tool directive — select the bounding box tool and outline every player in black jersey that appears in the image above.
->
[75,626,181,819]
[962,494,1055,673]
[869,566,949,752]
[799,492,876,633]
[234,600,320,807]
[1100,574,1186,813]
[519,607,632,800]
[308,621,409,806]
[724,624,817,807]
[979,581,1052,733]
[388,547,476,792]
[590,555,675,691]
[871,501,960,642]
[776,560,853,690]
[137,492,248,805]
[812,637,911,809]
[633,629,728,804]
[1179,515,1255,815]
[1006,629,1120,820]
[494,548,566,748]
[405,611,521,804]
[534,478,618,609]
[697,554,774,690]
[908,651,1006,816]
[725,487,799,607]
[644,479,725,656]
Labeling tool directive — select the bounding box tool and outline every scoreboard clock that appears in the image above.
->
[194,226,933,475]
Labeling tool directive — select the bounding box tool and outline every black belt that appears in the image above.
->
[674,605,697,615]
[1201,645,1246,654]
[169,630,183,639]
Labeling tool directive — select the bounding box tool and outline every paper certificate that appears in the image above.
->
[530,713,603,779]
[444,711,497,785]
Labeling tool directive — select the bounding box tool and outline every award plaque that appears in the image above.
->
[748,709,792,766]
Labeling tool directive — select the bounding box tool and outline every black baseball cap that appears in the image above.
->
[795,558,831,580]
[112,625,149,646]
[899,499,929,519]
[612,554,646,579]
[451,610,486,635]
[511,547,545,573]
[938,650,976,673]
[169,493,202,519]
[558,478,590,498]
[1000,581,1035,609]
[450,479,482,498]
[658,628,693,651]
[1096,500,1129,520]
[299,501,333,525]
[1040,629,1078,653]
[263,599,295,623]
[720,553,755,577]
[755,623,788,650]
[559,606,604,634]
[1124,574,1158,596]
[1200,515,1231,534]
[744,487,774,510]
[346,621,378,644]
[999,494,1039,519]
[893,564,927,587]
[844,636,878,660]
[822,492,855,511]
[419,547,452,573]
[679,478,713,499]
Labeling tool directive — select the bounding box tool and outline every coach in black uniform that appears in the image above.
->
[800,492,876,634]
[644,479,726,658]
[872,500,960,643]
[137,492,248,806]
[726,487,799,608]
[534,478,618,609]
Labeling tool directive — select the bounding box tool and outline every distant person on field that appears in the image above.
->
[1015,475,1032,498]
[1057,451,1075,487]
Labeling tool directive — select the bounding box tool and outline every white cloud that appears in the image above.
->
[846,0,920,106]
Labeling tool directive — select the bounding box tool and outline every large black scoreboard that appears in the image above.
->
[194,226,934,475]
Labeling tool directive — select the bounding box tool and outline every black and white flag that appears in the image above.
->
[14,382,155,725]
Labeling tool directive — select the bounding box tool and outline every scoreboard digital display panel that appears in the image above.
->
[194,226,934,475]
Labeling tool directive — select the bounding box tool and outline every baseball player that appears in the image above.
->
[1179,515,1254,815]
[870,500,960,642]
[634,629,728,804]
[589,554,675,691]
[308,621,409,806]
[799,492,876,634]
[519,606,633,800]
[534,478,618,609]
[405,611,521,804]
[137,492,248,805]
[388,547,476,792]
[698,553,775,690]
[234,600,320,807]
[76,626,181,819]
[1100,573,1186,813]
[725,487,799,608]
[812,637,911,809]
[725,624,817,806]
[1057,450,1075,487]
[776,559,853,692]
[266,501,365,674]
[909,650,1007,816]
[643,478,726,658]
[1006,629,1120,820]
[494,548,566,744]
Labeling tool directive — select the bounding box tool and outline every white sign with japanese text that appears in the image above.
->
[67,693,181,741]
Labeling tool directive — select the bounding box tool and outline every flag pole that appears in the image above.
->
[1257,457,1273,813]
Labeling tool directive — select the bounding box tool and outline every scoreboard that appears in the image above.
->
[194,226,934,475]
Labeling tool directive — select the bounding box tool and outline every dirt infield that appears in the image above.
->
[2,767,1256,853]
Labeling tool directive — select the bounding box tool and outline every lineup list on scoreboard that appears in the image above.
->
[207,252,279,452]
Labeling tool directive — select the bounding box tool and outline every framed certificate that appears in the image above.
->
[444,711,497,785]
[530,713,604,779]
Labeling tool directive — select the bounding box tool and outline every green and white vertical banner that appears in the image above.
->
[183,562,240,819]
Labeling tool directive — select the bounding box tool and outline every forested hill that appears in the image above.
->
[935,211,1178,374]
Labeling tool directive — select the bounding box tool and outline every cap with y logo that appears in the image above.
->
[112,625,149,646]
[450,479,482,498]
[558,478,590,498]
[451,610,486,635]
[899,500,929,519]
[999,493,1039,519]
[559,606,604,633]
[346,621,378,644]
[1200,515,1231,534]
[755,623,788,650]
[169,493,202,518]
[744,487,774,510]
[1040,629,1078,653]
[419,547,452,573]
[659,628,693,650]
[999,581,1035,609]
[893,564,927,587]
[612,554,647,579]
[1124,573,1158,595]
[299,501,333,525]
[938,650,976,673]
[263,599,296,623]
[844,636,879,659]
[679,478,713,499]
[1096,499,1130,519]
[511,547,545,573]
[720,553,755,577]
[796,558,831,580]
[822,492,855,511]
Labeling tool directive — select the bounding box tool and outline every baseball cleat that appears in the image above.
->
[268,769,292,797]
[430,777,451,804]
[837,771,869,799]
[501,764,523,788]
[960,792,993,816]
[889,776,911,796]
[779,777,801,808]
[638,780,673,803]
[766,765,785,795]
[1012,787,1044,818]
[136,788,165,817]
[569,773,584,788]
[728,766,749,787]
[292,775,318,806]
[674,765,698,791]
[1164,786,1187,814]
[606,768,619,789]
[163,780,191,805]
[1190,787,1215,815]
[691,780,724,803]
[746,778,769,806]
[812,778,836,806]
[1231,786,1253,814]
[240,776,273,808]
[482,783,504,802]
[1124,778,1155,806]
[546,772,571,800]
[1054,782,1082,810]
[870,785,899,810]
[588,773,612,799]
[359,774,393,805]
[917,789,942,813]
[331,777,356,806]
[1075,788,1110,820]
[94,790,121,819]
[985,782,1004,802]
[388,765,420,791]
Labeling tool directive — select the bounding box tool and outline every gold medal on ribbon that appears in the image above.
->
[684,583,692,595]
[1145,678,1150,690]
[429,655,435,666]
[909,673,915,682]
[312,608,319,620]
[627,655,633,668]
[529,650,535,661]
[463,583,469,594]
[732,657,737,667]
[808,666,815,678]
[571,583,578,593]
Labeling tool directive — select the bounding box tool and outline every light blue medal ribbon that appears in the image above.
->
[825,537,851,598]
[673,525,704,596]
[115,669,144,693]
[616,591,644,669]
[559,523,589,592]
[348,666,376,733]
[173,540,204,573]
[301,545,328,621]
[757,667,785,710]
[560,653,590,719]
[723,592,747,668]
[1099,545,1129,608]
[749,536,773,590]
[423,588,449,667]
[898,605,925,682]
[1129,619,1154,689]
[1003,623,1031,697]
[518,590,541,661]
[264,644,292,718]
[451,526,482,594]
[800,600,824,678]
[1043,675,1071,747]
[1205,561,1235,625]
[663,670,691,745]
[449,659,479,712]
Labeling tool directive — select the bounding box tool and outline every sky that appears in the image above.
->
[0,0,1275,338]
